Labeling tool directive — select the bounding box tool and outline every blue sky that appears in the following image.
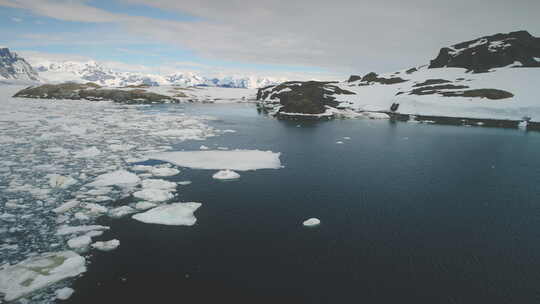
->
[0,0,336,79]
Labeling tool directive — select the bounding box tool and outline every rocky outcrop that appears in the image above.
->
[429,30,540,72]
[257,81,354,115]
[13,83,179,104]
[0,48,39,82]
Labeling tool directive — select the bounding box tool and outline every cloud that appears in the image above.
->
[2,0,539,75]
[11,17,22,22]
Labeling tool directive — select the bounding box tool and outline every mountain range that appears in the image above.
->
[0,50,285,88]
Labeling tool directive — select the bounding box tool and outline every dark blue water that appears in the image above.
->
[67,104,540,304]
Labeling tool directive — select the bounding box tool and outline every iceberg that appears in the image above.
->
[212,169,240,180]
[303,218,321,227]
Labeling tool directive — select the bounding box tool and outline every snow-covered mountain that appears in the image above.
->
[0,48,40,83]
[30,59,284,88]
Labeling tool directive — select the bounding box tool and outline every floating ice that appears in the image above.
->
[56,225,110,236]
[55,287,75,300]
[74,147,101,158]
[132,202,201,226]
[67,235,92,251]
[47,174,77,189]
[83,203,108,214]
[141,179,177,190]
[362,112,391,119]
[133,188,174,202]
[212,169,240,180]
[149,150,282,171]
[135,201,157,210]
[303,218,321,227]
[108,206,137,218]
[91,239,120,252]
[151,167,180,177]
[87,170,140,187]
[52,200,80,214]
[0,251,86,301]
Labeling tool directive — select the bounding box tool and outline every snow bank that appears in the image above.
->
[0,251,86,301]
[132,202,201,226]
[212,169,241,180]
[149,150,282,171]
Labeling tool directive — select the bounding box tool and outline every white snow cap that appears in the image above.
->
[132,202,201,226]
[303,218,321,227]
[212,169,240,180]
[149,150,281,171]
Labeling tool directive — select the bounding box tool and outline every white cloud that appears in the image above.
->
[11,17,22,22]
[2,0,539,76]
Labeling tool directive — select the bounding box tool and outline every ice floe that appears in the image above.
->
[0,251,86,301]
[133,188,174,202]
[67,235,92,251]
[87,170,140,188]
[91,239,120,252]
[56,225,110,236]
[212,169,241,180]
[55,287,75,300]
[149,150,282,171]
[303,218,321,227]
[132,202,201,226]
[135,201,158,210]
[108,206,137,218]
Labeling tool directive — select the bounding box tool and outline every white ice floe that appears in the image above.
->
[55,287,75,300]
[91,239,120,252]
[178,181,192,186]
[87,170,140,187]
[362,112,391,119]
[73,147,101,158]
[149,150,282,171]
[141,179,177,190]
[303,218,321,227]
[133,188,174,202]
[150,167,180,177]
[212,169,241,180]
[135,201,157,210]
[83,203,108,214]
[199,145,209,150]
[108,206,137,218]
[0,251,86,301]
[67,235,92,251]
[56,225,110,236]
[132,202,201,226]
[47,174,77,189]
[336,141,344,144]
[53,200,80,214]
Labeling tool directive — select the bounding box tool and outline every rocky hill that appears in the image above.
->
[0,48,39,83]
[257,31,540,128]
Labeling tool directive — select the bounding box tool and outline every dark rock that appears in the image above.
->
[360,72,408,85]
[0,48,39,81]
[13,82,178,104]
[405,67,418,74]
[413,79,452,87]
[347,75,362,82]
[429,30,540,72]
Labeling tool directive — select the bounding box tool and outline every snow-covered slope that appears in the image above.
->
[0,48,39,83]
[31,59,283,88]
[258,31,540,124]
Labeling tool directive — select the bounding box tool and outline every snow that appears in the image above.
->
[212,169,241,180]
[91,239,120,252]
[303,218,321,227]
[133,188,174,202]
[534,57,540,63]
[0,251,86,301]
[149,150,282,171]
[87,170,140,188]
[362,112,391,119]
[55,287,75,300]
[132,202,201,226]
[67,235,92,251]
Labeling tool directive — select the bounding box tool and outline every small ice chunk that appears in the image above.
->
[199,145,209,150]
[133,189,174,202]
[109,206,137,218]
[74,212,90,221]
[87,170,140,187]
[336,141,344,144]
[363,112,390,119]
[47,174,77,189]
[178,181,192,186]
[212,169,240,180]
[303,218,321,227]
[55,287,74,300]
[84,203,108,214]
[132,202,201,226]
[135,201,157,210]
[53,200,80,214]
[74,147,101,158]
[91,239,120,252]
[0,251,86,301]
[67,235,92,250]
[151,167,180,177]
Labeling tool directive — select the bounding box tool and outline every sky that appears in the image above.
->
[0,0,539,80]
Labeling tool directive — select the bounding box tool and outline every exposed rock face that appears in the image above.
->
[257,81,355,115]
[13,83,179,104]
[347,75,362,82]
[356,72,408,85]
[429,30,540,72]
[0,48,39,82]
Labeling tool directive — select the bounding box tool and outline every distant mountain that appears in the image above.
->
[30,59,284,88]
[0,48,39,83]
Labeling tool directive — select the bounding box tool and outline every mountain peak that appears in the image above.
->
[0,47,40,82]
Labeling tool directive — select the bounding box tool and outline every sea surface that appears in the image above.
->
[66,103,540,303]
